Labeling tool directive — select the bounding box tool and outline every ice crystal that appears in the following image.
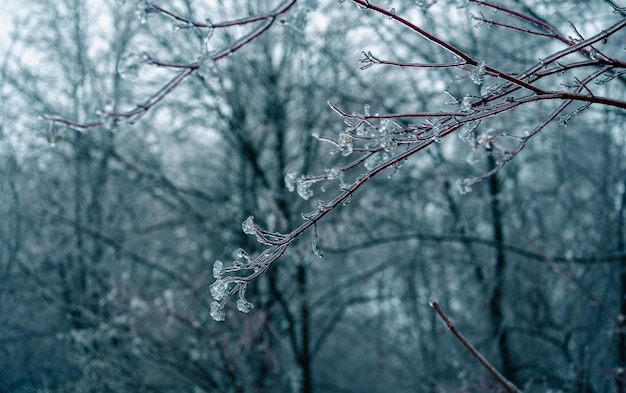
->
[378,132,397,151]
[460,95,473,112]
[470,61,485,85]
[364,152,389,170]
[458,120,479,143]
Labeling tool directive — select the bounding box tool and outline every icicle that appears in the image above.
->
[202,18,215,53]
[311,225,324,258]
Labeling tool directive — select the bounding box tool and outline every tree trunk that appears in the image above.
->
[487,153,516,384]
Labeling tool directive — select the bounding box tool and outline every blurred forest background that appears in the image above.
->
[1,0,625,392]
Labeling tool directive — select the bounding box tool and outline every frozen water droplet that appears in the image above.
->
[416,0,437,9]
[342,192,352,206]
[354,0,368,10]
[234,248,249,261]
[172,22,192,31]
[236,298,254,313]
[134,1,156,24]
[364,154,379,171]
[242,215,256,235]
[213,260,224,279]
[210,301,225,321]
[428,297,438,307]
[118,52,150,81]
[364,152,389,171]
[285,170,297,191]
[197,54,219,80]
[388,8,395,19]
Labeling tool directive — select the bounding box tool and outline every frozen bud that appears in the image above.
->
[297,181,313,200]
[212,260,224,279]
[284,170,297,192]
[209,279,228,301]
[236,298,254,313]
[324,167,342,181]
[210,301,225,321]
[456,178,474,195]
[242,215,256,235]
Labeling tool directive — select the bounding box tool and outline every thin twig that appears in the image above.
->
[430,298,523,393]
